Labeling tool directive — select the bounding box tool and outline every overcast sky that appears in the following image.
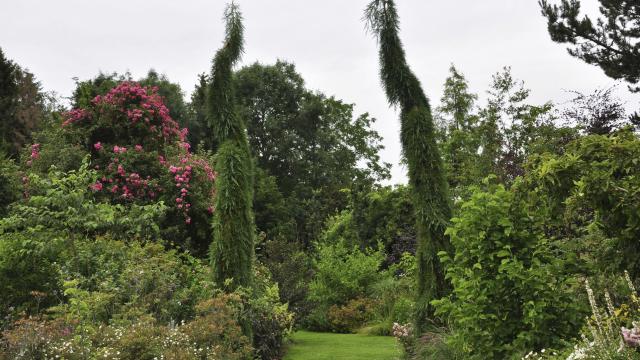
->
[1,0,636,184]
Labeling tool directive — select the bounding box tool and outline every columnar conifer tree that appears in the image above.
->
[365,0,452,333]
[208,3,255,294]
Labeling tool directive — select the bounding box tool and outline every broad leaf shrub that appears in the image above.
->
[0,160,167,323]
[432,180,583,359]
[524,130,640,278]
[0,162,257,359]
[247,264,295,359]
[305,240,384,332]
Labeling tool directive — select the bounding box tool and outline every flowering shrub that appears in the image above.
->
[1,296,253,360]
[392,322,416,357]
[519,272,640,360]
[35,82,219,253]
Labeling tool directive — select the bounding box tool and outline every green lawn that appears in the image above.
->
[283,331,401,360]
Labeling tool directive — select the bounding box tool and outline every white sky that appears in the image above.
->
[1,0,637,184]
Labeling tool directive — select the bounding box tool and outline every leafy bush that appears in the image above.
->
[524,131,640,278]
[54,237,212,325]
[521,273,640,360]
[433,181,583,359]
[260,236,313,319]
[305,240,384,330]
[327,298,377,333]
[248,264,294,360]
[309,240,384,307]
[0,161,167,324]
[1,295,253,360]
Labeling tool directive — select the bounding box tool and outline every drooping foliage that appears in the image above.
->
[207,2,255,294]
[365,0,452,332]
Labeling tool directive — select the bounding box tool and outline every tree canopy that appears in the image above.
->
[540,0,640,91]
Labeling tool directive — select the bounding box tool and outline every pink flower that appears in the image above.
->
[622,327,640,348]
[169,166,178,174]
[135,144,143,152]
[94,142,102,150]
[90,182,103,192]
[185,217,191,225]
[30,144,40,160]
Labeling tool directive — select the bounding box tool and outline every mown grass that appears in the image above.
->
[283,331,401,360]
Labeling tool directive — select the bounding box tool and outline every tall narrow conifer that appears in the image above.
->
[208,3,255,294]
[365,0,452,333]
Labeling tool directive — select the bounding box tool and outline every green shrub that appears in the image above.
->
[305,240,384,330]
[261,236,314,320]
[309,241,383,307]
[432,181,583,359]
[248,264,294,360]
[0,161,168,324]
[54,237,212,325]
[1,295,253,360]
[524,131,640,278]
[327,298,377,333]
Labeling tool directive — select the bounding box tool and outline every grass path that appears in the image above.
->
[283,331,401,360]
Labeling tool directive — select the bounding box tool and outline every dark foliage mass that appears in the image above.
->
[0,48,47,159]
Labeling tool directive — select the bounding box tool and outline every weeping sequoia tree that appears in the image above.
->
[365,0,452,333]
[208,3,255,295]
